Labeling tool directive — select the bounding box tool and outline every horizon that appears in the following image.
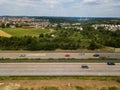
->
[0,15,120,18]
[0,0,120,17]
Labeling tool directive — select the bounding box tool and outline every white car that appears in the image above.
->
[19,54,26,57]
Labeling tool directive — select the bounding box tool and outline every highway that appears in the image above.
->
[0,53,120,59]
[0,53,94,59]
[0,63,120,76]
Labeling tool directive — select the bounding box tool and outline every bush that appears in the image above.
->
[98,87,107,90]
[16,87,29,90]
[116,79,120,83]
[76,86,84,90]
[42,87,59,90]
[108,86,118,90]
[30,88,34,90]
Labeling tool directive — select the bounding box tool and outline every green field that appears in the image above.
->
[1,28,52,37]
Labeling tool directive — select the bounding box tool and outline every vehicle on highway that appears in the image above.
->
[107,62,115,65]
[93,54,100,57]
[65,54,70,57]
[79,53,85,55]
[19,54,26,57]
[81,65,89,69]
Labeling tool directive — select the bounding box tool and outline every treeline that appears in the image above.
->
[36,17,79,23]
[0,36,79,50]
[81,25,120,48]
[0,26,120,50]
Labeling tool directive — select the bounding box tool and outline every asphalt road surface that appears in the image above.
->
[0,63,120,76]
[0,53,120,59]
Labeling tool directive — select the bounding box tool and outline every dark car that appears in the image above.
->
[93,54,100,57]
[81,65,89,69]
[107,62,115,65]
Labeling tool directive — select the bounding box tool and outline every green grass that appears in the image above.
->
[1,28,51,37]
[0,76,120,81]
[76,86,84,90]
[108,87,118,90]
[15,87,29,90]
[15,87,59,90]
[116,79,120,83]
[0,58,120,63]
[42,87,59,90]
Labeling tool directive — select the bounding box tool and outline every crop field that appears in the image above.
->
[0,30,12,37]
[0,28,53,37]
[0,76,120,90]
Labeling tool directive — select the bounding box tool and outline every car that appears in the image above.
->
[81,65,89,69]
[19,54,26,57]
[93,54,100,57]
[107,62,115,65]
[79,53,85,55]
[65,54,70,57]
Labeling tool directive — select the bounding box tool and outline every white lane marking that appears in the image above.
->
[27,54,46,56]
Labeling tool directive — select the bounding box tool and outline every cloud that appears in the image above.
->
[82,0,101,6]
[40,0,75,8]
[83,0,97,3]
[0,0,119,17]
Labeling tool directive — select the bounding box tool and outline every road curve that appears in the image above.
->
[0,63,120,76]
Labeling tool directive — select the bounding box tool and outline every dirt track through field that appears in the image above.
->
[0,30,12,37]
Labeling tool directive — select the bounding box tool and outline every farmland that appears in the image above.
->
[0,30,12,37]
[0,28,53,37]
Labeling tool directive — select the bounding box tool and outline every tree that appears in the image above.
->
[1,23,5,28]
[88,41,102,50]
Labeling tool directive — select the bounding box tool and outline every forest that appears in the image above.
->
[0,24,120,50]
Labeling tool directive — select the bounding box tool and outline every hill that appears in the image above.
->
[1,28,52,37]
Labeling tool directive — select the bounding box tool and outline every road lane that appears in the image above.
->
[0,53,120,59]
[0,63,120,76]
[0,53,95,59]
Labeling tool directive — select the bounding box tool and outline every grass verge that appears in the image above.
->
[0,76,120,81]
[0,58,120,63]
[76,86,84,90]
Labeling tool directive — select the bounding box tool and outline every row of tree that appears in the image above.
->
[0,36,80,50]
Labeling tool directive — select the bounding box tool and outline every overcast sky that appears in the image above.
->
[0,0,120,17]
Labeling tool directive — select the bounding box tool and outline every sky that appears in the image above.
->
[0,0,120,17]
